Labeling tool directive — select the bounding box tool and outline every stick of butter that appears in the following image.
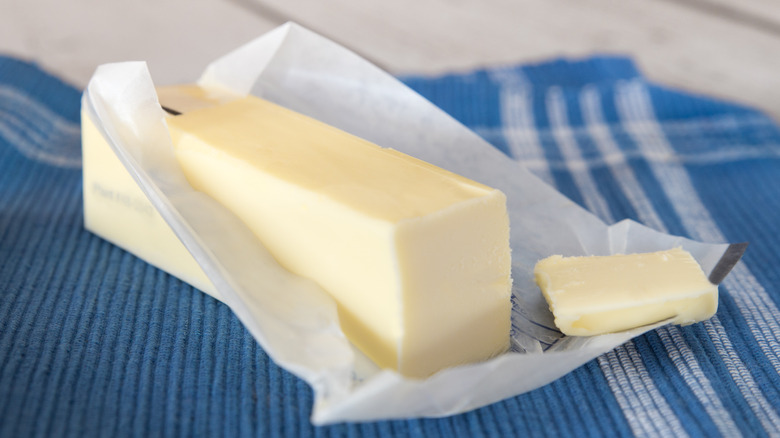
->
[82,85,513,378]
[534,248,717,337]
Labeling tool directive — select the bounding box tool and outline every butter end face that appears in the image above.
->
[534,248,717,336]
[396,191,512,378]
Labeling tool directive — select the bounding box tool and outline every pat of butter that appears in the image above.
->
[534,248,717,336]
[82,85,512,378]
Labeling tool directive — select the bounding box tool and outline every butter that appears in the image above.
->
[534,248,717,336]
[82,85,513,378]
[81,108,219,298]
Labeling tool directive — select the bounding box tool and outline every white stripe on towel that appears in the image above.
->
[547,87,686,437]
[581,85,742,436]
[0,86,81,168]
[616,80,780,431]
[489,68,555,185]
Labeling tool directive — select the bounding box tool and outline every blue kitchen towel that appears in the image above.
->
[1,54,779,437]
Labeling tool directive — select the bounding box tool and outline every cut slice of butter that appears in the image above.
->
[534,248,717,337]
[82,85,513,378]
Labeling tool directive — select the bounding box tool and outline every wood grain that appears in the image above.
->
[237,0,780,119]
[2,0,779,119]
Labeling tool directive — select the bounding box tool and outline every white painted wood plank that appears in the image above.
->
[0,0,279,87]
[676,0,780,28]
[244,0,780,119]
[2,0,780,120]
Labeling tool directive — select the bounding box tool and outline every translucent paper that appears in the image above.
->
[83,23,742,424]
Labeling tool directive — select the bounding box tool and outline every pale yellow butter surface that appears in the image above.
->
[534,248,717,336]
[82,85,513,378]
[82,108,218,298]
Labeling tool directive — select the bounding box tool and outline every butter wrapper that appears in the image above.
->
[82,23,744,424]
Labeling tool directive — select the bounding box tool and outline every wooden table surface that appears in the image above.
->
[2,0,779,120]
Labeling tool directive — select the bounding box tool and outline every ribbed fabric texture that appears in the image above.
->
[1,55,778,437]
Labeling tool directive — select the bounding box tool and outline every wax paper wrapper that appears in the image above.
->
[82,23,745,424]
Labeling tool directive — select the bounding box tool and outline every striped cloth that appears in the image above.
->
[1,54,779,437]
